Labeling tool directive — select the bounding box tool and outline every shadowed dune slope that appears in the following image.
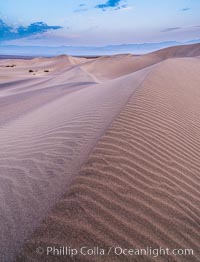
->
[150,43,200,59]
[0,61,152,261]
[81,53,162,81]
[16,57,200,262]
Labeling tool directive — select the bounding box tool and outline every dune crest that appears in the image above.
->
[0,55,152,261]
[81,43,200,81]
[0,43,200,261]
[15,55,200,261]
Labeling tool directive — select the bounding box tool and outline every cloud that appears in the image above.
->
[114,4,133,11]
[74,3,88,11]
[181,7,191,11]
[161,27,181,32]
[0,19,14,39]
[0,19,62,41]
[74,8,88,12]
[95,0,122,10]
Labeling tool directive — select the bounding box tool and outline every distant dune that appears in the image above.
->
[150,43,200,59]
[0,44,200,261]
[82,43,200,80]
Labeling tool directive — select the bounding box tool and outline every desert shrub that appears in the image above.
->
[6,64,16,67]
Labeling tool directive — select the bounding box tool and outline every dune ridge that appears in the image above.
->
[81,43,200,81]
[16,56,200,261]
[0,43,200,261]
[0,55,152,261]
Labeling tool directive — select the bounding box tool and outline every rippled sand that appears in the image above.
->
[0,43,200,261]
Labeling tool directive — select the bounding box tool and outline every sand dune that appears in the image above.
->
[15,50,200,261]
[0,44,200,261]
[82,43,200,81]
[0,54,152,261]
[150,43,200,59]
[0,55,87,85]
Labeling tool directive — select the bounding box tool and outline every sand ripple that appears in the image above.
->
[16,57,200,262]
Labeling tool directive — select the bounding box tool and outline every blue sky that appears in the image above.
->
[0,0,200,46]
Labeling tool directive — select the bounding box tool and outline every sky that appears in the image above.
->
[0,0,200,47]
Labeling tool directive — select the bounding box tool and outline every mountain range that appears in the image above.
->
[1,39,200,56]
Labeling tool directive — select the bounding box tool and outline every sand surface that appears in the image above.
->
[0,44,200,261]
[0,53,151,261]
